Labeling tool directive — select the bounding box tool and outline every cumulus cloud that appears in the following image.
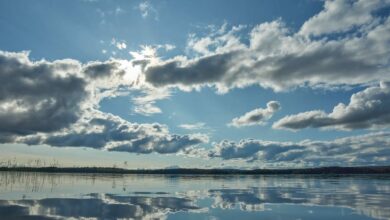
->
[273,82,390,130]
[300,0,389,36]
[0,50,207,155]
[206,132,390,167]
[0,51,87,135]
[229,101,280,127]
[143,8,390,93]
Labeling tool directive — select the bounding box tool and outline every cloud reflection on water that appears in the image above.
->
[0,172,389,219]
[0,194,202,219]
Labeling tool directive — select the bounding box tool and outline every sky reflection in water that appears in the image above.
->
[0,172,389,220]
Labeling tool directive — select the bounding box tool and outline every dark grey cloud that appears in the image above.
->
[0,51,87,135]
[273,82,390,130]
[258,45,380,89]
[145,52,236,88]
[229,101,280,127]
[205,132,390,167]
[0,52,129,137]
[83,60,125,79]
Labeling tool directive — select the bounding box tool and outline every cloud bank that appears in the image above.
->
[206,132,390,167]
[142,4,390,92]
[0,51,207,154]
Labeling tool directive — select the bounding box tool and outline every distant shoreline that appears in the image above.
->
[1,166,390,175]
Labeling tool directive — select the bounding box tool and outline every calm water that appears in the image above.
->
[0,172,389,220]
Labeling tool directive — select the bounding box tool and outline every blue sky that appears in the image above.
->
[0,0,322,61]
[1,0,390,168]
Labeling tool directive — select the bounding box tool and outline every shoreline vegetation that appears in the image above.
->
[0,166,390,175]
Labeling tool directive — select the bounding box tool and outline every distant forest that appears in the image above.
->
[1,166,390,175]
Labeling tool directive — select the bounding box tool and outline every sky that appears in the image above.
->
[0,0,390,169]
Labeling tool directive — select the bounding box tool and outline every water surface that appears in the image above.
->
[0,172,389,219]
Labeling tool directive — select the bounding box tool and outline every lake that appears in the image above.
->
[0,172,389,220]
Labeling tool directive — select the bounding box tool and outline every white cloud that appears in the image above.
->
[138,1,158,20]
[132,88,170,116]
[129,45,158,60]
[179,122,206,130]
[129,44,176,61]
[163,44,176,51]
[116,42,127,50]
[273,82,390,131]
[229,101,281,127]
[300,0,389,36]
[111,38,127,50]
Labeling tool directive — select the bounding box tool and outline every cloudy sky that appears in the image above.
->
[1,0,390,169]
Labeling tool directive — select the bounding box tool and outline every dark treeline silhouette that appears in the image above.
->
[1,166,390,175]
